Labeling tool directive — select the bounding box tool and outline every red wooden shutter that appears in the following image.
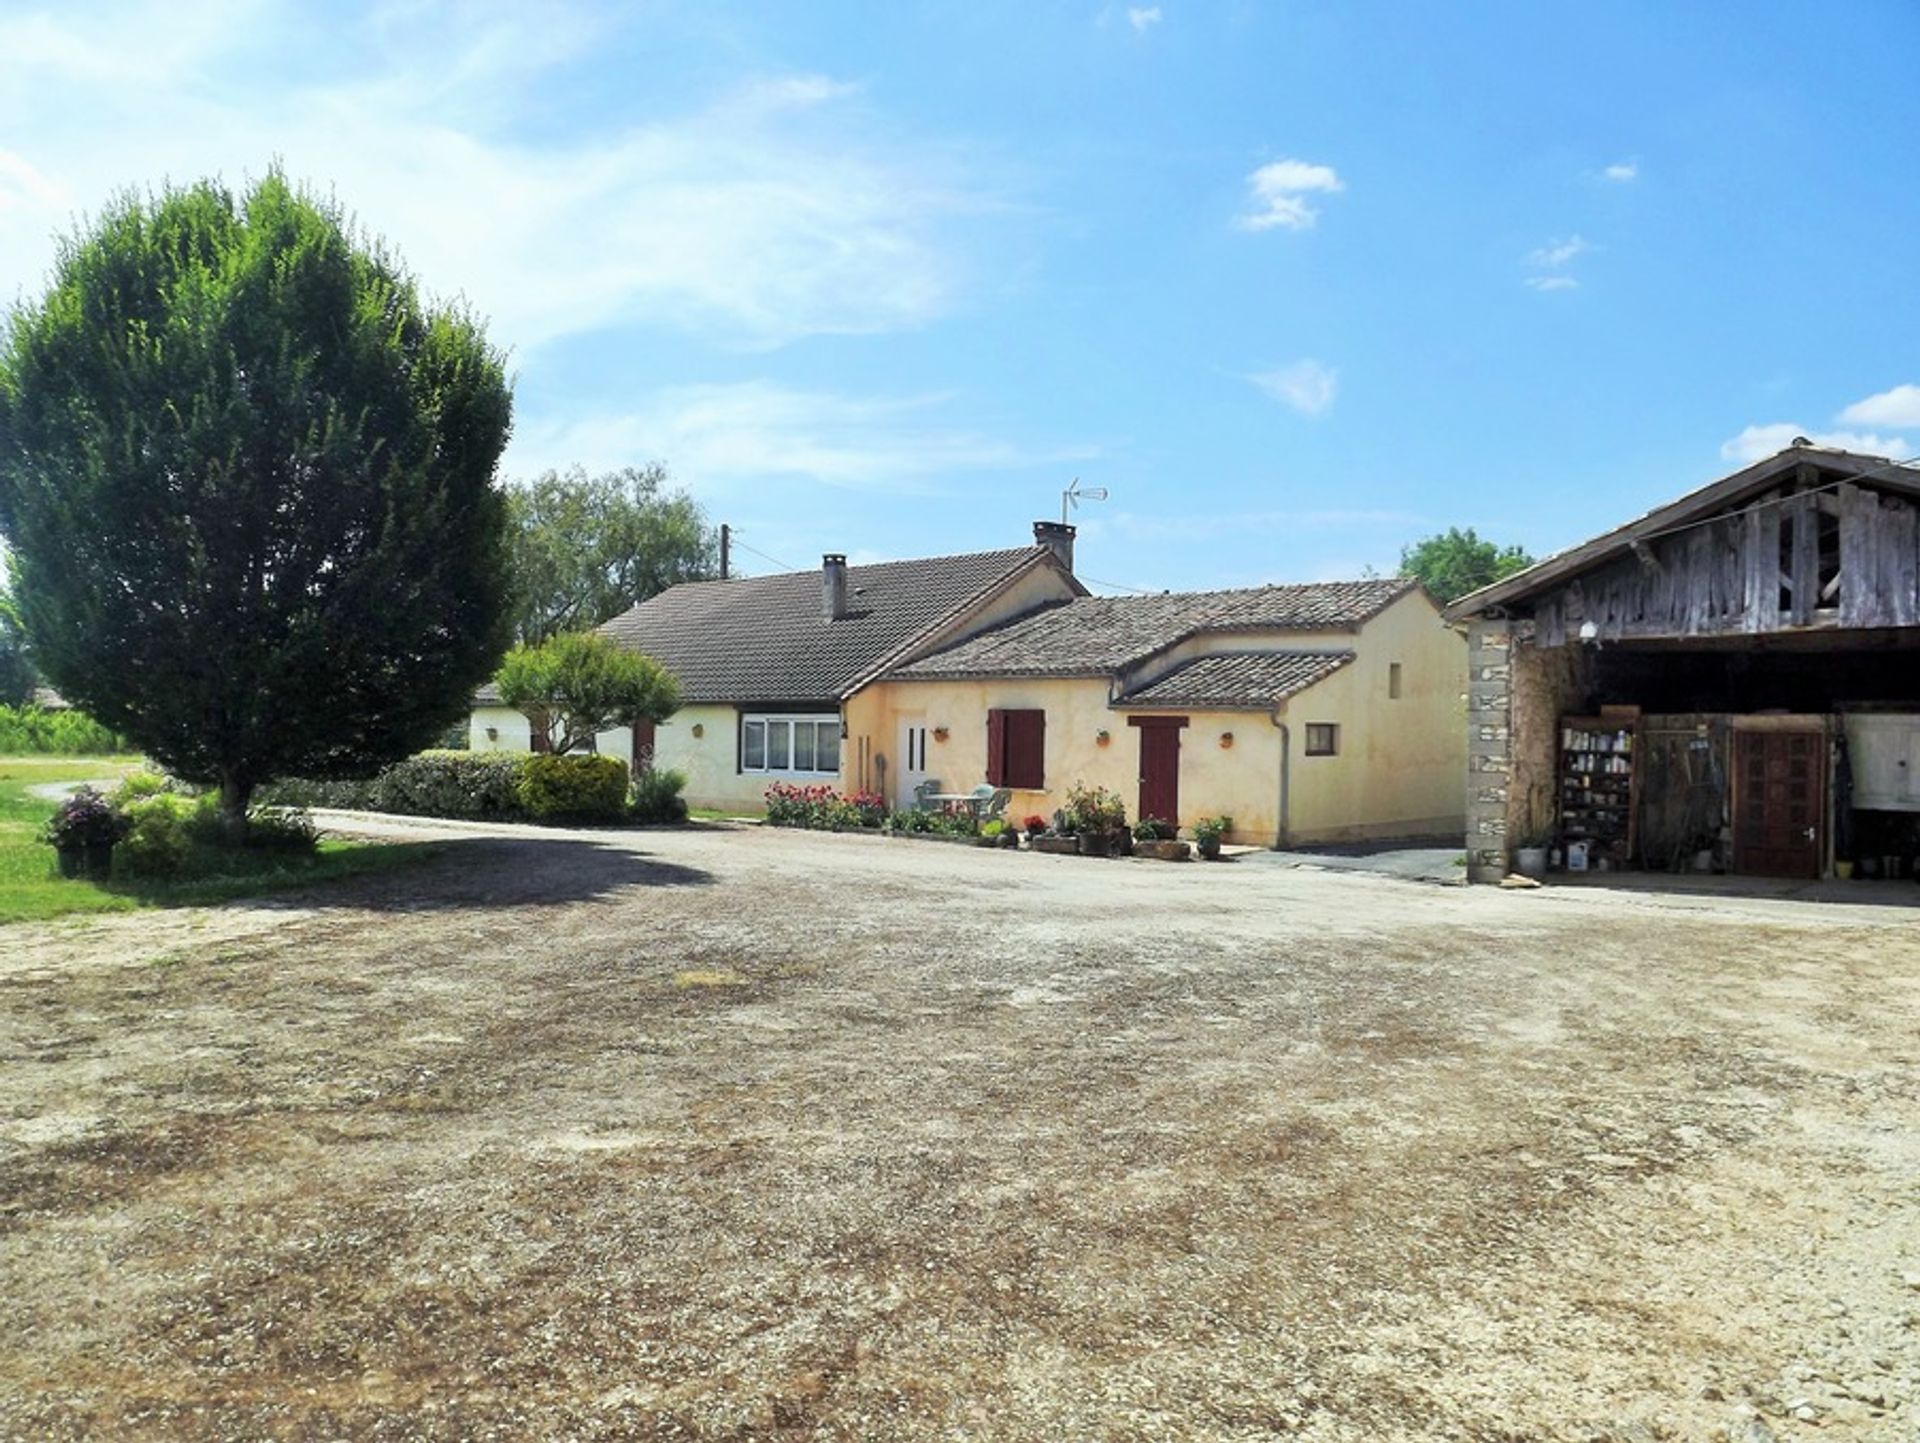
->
[1008,710,1044,789]
[986,709,1007,785]
[530,715,552,753]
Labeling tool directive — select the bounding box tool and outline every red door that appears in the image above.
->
[631,719,657,774]
[1733,729,1825,878]
[1137,721,1182,829]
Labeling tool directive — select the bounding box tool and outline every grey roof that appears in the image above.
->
[1115,650,1356,710]
[891,578,1416,681]
[589,547,1052,704]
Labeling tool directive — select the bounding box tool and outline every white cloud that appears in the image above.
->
[1237,159,1343,232]
[1523,234,1592,292]
[1526,235,1592,269]
[1127,6,1163,31]
[1719,423,1913,464]
[1602,160,1638,182]
[0,4,993,353]
[1839,383,1920,429]
[506,382,1099,492]
[1247,359,1339,415]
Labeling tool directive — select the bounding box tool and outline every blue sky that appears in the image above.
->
[3,1,1918,593]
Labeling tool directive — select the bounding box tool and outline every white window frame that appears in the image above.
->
[741,713,841,777]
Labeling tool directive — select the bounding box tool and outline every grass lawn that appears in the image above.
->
[0,756,438,924]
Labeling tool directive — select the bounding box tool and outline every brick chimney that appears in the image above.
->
[1033,520,1075,574]
[822,553,849,620]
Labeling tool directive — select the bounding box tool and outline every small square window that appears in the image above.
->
[1305,723,1339,756]
[1388,662,1403,700]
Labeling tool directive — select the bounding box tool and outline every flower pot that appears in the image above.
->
[1030,835,1078,855]
[58,843,113,880]
[1076,832,1111,857]
[1136,839,1191,862]
[1835,859,1855,881]
[1513,846,1548,879]
[1196,837,1222,861]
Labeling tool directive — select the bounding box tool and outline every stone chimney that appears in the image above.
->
[1033,520,1076,574]
[822,553,849,621]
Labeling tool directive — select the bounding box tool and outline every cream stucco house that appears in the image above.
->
[470,522,1467,846]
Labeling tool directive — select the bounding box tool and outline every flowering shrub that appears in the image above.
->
[1021,813,1048,837]
[764,782,887,830]
[41,787,130,849]
[1062,782,1127,838]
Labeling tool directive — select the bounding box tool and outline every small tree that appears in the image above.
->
[0,173,513,835]
[1399,527,1535,604]
[494,632,678,755]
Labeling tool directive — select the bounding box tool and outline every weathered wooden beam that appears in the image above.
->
[1789,491,1819,626]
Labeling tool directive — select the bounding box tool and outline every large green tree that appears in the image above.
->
[494,631,678,755]
[1399,527,1535,604]
[507,464,715,643]
[0,579,33,706]
[0,173,514,831]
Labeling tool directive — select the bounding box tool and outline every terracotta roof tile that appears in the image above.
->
[1115,650,1355,709]
[891,578,1413,680]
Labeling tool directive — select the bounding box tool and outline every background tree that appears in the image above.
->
[1399,527,1535,604]
[0,579,35,706]
[494,631,679,755]
[507,465,716,643]
[0,173,513,833]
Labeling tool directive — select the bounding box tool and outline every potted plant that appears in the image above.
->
[1511,831,1550,879]
[1192,815,1231,861]
[42,787,131,879]
[1132,816,1190,861]
[1066,782,1127,857]
[1021,814,1048,840]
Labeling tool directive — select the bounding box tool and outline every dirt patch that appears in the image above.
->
[3,822,1919,1439]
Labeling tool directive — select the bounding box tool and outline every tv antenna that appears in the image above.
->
[1061,476,1109,525]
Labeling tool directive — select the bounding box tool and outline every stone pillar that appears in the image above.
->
[1465,618,1514,883]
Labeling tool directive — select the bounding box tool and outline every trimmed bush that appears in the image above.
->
[115,794,197,878]
[517,753,630,821]
[371,751,529,819]
[632,767,689,824]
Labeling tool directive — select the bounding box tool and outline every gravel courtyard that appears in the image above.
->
[4,820,1919,1441]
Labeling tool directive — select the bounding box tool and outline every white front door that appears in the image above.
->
[896,717,933,807]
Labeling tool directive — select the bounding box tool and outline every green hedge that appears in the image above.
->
[517,753,629,821]
[0,704,135,755]
[260,750,687,826]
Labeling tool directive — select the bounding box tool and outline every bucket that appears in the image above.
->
[1513,846,1548,879]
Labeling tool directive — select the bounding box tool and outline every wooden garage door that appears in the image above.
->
[1732,729,1825,879]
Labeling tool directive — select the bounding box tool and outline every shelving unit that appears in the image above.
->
[1559,713,1640,865]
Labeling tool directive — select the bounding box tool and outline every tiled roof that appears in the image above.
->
[891,578,1414,680]
[588,547,1050,704]
[1115,651,1355,709]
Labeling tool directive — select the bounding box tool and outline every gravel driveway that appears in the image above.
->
[3,818,1918,1440]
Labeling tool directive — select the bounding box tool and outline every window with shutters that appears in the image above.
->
[986,708,1046,789]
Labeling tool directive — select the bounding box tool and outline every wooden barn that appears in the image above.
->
[1449,442,1920,884]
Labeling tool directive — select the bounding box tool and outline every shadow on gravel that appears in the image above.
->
[272,837,714,913]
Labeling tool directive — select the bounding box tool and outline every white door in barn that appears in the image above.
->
[896,717,933,808]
